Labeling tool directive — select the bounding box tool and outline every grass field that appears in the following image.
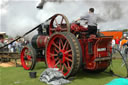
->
[1,61,122,85]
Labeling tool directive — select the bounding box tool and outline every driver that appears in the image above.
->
[76,8,98,35]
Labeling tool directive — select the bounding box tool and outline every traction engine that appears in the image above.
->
[20,14,112,78]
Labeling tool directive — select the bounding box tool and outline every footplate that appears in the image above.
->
[94,57,111,62]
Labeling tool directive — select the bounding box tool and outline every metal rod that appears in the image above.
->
[0,14,55,49]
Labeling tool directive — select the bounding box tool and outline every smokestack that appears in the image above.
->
[36,0,64,9]
[37,0,46,9]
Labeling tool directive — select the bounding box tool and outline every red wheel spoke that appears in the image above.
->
[60,17,64,25]
[55,57,59,61]
[65,49,72,54]
[60,38,64,48]
[27,55,32,60]
[67,61,71,69]
[55,19,59,26]
[52,41,59,49]
[63,40,67,50]
[24,53,27,57]
[55,48,59,53]
[61,64,64,72]
[66,43,69,50]
[68,54,72,57]
[50,53,58,57]
[65,57,72,62]
[54,60,60,67]
[59,41,61,50]
[64,63,68,71]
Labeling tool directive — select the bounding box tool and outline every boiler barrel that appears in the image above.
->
[31,35,48,49]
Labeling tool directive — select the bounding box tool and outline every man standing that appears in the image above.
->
[115,37,120,50]
[76,8,98,35]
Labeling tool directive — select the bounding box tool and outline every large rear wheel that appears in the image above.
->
[45,32,82,78]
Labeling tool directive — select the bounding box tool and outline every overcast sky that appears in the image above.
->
[0,0,128,37]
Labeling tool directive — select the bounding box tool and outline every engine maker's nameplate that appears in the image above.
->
[97,48,106,52]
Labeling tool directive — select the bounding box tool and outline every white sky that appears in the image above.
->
[0,0,128,37]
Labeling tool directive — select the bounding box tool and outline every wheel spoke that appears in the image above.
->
[65,49,72,54]
[67,61,71,69]
[59,40,61,50]
[64,63,69,71]
[27,55,32,60]
[55,19,59,26]
[68,54,72,57]
[52,41,59,49]
[60,38,64,48]
[66,43,69,50]
[50,53,58,57]
[60,17,64,25]
[55,57,59,61]
[65,57,72,62]
[54,60,60,67]
[63,40,68,50]
[55,48,59,53]
[61,64,64,72]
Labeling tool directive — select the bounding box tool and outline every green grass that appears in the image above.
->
[0,60,126,85]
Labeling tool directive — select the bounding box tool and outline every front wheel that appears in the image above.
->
[20,44,36,70]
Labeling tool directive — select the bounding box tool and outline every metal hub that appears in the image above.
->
[58,52,63,59]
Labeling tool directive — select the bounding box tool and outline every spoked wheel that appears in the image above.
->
[111,48,128,77]
[45,32,82,78]
[49,14,70,35]
[21,45,36,70]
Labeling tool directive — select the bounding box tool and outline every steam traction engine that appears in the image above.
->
[20,14,112,78]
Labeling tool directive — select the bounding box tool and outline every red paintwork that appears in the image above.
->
[49,14,69,35]
[71,23,88,32]
[46,22,112,77]
[36,35,49,48]
[46,34,72,76]
[70,22,112,70]
[79,37,112,70]
[21,47,32,70]
[21,14,112,77]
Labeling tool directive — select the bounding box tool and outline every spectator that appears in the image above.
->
[8,43,12,52]
[120,37,128,54]
[0,40,4,52]
[17,40,22,53]
[112,39,115,54]
[12,41,16,52]
[115,37,120,50]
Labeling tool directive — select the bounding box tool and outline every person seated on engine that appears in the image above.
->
[75,8,98,36]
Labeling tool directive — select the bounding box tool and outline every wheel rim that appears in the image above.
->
[21,47,33,70]
[49,14,70,35]
[46,34,73,76]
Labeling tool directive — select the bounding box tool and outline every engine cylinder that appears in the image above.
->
[31,35,49,49]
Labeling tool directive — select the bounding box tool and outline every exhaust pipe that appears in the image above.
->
[36,0,46,9]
